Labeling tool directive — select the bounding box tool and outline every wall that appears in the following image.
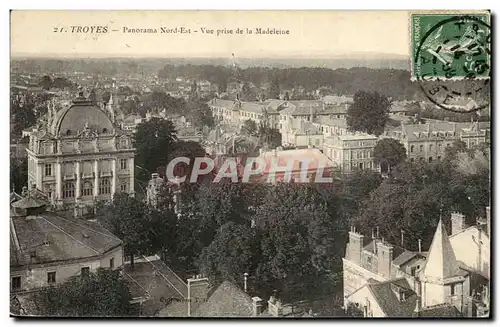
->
[450,228,490,279]
[345,285,386,317]
[343,258,386,298]
[11,246,123,293]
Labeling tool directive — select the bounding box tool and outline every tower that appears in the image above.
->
[420,219,467,311]
[107,93,115,123]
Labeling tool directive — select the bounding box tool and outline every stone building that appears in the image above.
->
[342,207,490,317]
[10,192,124,294]
[383,121,490,163]
[24,89,135,213]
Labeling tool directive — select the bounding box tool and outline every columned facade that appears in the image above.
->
[26,90,135,212]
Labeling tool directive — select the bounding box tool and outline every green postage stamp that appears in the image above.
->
[411,12,491,81]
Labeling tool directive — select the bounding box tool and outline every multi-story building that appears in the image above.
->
[383,121,490,163]
[10,192,124,294]
[24,89,135,212]
[323,133,378,173]
[342,207,490,317]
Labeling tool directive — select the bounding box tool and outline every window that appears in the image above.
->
[81,267,90,277]
[411,267,417,276]
[102,128,108,134]
[438,143,442,150]
[419,157,424,162]
[99,178,111,194]
[450,284,455,296]
[47,272,56,284]
[120,183,128,193]
[419,145,424,152]
[63,182,75,198]
[429,157,433,163]
[45,164,52,176]
[66,129,72,136]
[438,156,442,161]
[83,181,93,196]
[120,159,127,170]
[110,257,115,270]
[429,144,433,151]
[410,158,415,163]
[11,276,21,291]
[410,145,414,153]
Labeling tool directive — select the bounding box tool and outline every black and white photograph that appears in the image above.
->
[9,10,491,318]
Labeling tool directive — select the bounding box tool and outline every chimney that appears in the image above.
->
[252,297,263,317]
[418,239,422,253]
[244,272,249,293]
[451,212,466,235]
[377,239,393,278]
[187,276,210,316]
[268,294,283,317]
[347,227,364,265]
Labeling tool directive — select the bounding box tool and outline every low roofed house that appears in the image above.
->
[10,191,124,301]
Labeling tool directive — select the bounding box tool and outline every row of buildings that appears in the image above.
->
[207,97,490,173]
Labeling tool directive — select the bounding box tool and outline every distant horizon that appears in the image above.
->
[11,51,410,60]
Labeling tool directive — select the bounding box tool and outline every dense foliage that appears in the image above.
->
[35,268,133,317]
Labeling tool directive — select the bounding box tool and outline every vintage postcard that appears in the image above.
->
[10,10,491,318]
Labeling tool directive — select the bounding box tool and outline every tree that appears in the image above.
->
[39,75,53,90]
[258,124,282,149]
[97,193,174,268]
[10,157,28,193]
[198,222,257,285]
[346,91,391,136]
[373,138,407,173]
[240,82,256,101]
[34,268,133,317]
[252,184,342,302]
[134,118,178,182]
[268,76,280,99]
[240,119,258,137]
[186,100,215,129]
[11,99,36,139]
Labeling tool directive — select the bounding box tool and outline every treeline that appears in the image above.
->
[158,65,422,100]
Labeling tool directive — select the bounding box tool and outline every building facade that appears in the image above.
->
[383,121,490,163]
[25,90,135,210]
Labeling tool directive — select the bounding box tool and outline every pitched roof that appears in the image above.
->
[192,281,254,317]
[367,278,418,317]
[422,219,461,280]
[122,260,185,316]
[393,250,421,266]
[414,304,463,317]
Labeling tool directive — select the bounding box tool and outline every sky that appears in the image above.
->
[11,11,412,58]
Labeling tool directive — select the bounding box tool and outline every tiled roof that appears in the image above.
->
[367,278,418,317]
[414,304,462,317]
[192,281,254,317]
[393,250,420,266]
[123,260,185,317]
[10,213,122,269]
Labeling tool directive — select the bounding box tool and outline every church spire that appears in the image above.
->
[422,218,460,281]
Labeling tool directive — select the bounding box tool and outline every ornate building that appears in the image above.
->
[25,88,135,212]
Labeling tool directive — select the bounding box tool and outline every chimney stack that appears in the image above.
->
[418,239,422,253]
[451,212,466,235]
[252,297,263,317]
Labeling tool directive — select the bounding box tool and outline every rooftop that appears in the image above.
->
[10,212,122,269]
